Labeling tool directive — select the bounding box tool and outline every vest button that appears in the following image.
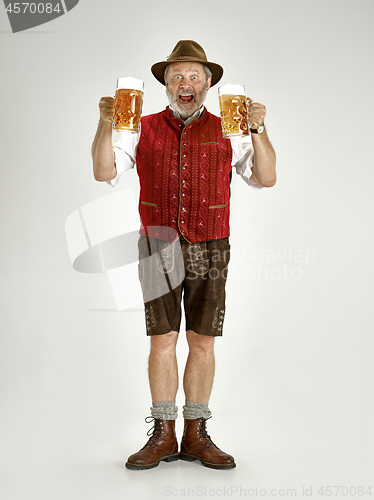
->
[182,180,186,183]
[183,154,186,157]
[183,143,187,146]
[183,167,186,170]
[182,193,185,197]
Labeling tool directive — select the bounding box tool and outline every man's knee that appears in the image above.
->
[186,330,215,353]
[150,330,179,352]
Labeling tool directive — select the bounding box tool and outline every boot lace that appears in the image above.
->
[144,416,164,448]
[196,417,214,448]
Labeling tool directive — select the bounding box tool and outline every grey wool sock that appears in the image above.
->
[183,400,212,420]
[150,401,178,420]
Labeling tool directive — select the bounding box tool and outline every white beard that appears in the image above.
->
[166,86,208,119]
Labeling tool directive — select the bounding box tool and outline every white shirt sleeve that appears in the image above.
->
[230,134,263,189]
[106,129,140,187]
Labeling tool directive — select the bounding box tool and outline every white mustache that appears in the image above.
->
[177,90,196,97]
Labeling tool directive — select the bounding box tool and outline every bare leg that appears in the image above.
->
[180,331,236,470]
[148,331,179,401]
[183,330,215,403]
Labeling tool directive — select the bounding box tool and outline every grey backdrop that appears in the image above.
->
[1,0,373,499]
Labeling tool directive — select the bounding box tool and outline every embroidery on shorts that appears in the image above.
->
[189,242,209,275]
[157,240,174,273]
[212,306,219,329]
[212,306,225,333]
[145,305,157,332]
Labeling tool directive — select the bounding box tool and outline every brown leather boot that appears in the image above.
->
[180,417,236,469]
[125,417,179,470]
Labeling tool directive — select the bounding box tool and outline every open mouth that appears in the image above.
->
[178,94,194,104]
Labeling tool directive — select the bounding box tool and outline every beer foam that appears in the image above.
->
[219,84,245,96]
[117,77,144,91]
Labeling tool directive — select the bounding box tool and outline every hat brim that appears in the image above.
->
[151,59,223,87]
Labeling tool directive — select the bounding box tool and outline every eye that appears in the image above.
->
[191,76,198,80]
[174,75,181,80]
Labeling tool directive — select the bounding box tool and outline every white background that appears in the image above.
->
[0,0,373,498]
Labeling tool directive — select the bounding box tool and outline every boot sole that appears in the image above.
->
[125,453,179,470]
[179,452,236,470]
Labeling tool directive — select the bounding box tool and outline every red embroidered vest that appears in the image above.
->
[136,107,233,243]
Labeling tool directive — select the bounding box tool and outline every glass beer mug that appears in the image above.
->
[112,77,144,133]
[218,84,249,138]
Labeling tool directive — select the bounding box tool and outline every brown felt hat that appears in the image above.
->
[151,40,224,87]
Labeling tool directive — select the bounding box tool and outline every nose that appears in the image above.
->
[180,82,193,91]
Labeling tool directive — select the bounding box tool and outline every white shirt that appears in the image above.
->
[108,107,261,189]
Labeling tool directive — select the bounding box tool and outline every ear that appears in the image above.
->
[206,77,212,91]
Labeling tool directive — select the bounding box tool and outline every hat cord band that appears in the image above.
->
[168,56,206,62]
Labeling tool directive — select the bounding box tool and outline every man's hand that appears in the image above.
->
[92,96,117,182]
[247,98,266,130]
[99,96,115,123]
[244,97,276,187]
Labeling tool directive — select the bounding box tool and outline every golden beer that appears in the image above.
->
[113,88,144,133]
[218,84,249,138]
[219,94,249,138]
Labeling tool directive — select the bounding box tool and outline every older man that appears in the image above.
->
[92,40,276,470]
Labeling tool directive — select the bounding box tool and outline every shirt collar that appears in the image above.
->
[168,105,205,126]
